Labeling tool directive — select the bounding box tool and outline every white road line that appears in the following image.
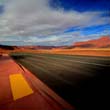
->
[28,55,109,67]
[19,59,74,86]
[33,54,110,61]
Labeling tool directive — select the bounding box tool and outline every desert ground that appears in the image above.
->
[35,48,110,56]
[1,48,110,57]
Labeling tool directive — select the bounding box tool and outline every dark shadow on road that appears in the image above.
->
[68,66,110,110]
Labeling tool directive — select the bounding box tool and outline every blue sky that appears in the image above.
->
[0,0,110,46]
[50,0,110,12]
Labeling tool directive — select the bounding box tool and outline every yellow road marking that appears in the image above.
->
[9,74,34,100]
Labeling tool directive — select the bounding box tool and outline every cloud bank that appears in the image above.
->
[0,0,109,45]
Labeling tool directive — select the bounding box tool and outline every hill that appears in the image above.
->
[73,36,110,48]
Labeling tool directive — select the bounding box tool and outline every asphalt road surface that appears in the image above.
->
[11,53,110,110]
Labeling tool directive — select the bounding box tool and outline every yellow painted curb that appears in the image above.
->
[9,74,34,100]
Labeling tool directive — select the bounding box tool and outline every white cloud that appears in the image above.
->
[0,0,109,45]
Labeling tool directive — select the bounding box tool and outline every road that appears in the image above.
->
[11,53,110,110]
[0,55,73,110]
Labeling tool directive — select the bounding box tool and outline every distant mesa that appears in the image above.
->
[0,36,110,52]
[73,36,110,48]
[0,45,65,51]
[17,46,57,50]
[16,45,70,50]
[0,45,17,50]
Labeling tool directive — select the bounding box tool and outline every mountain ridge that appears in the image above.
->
[73,36,110,48]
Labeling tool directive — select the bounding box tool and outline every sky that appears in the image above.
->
[0,0,110,46]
